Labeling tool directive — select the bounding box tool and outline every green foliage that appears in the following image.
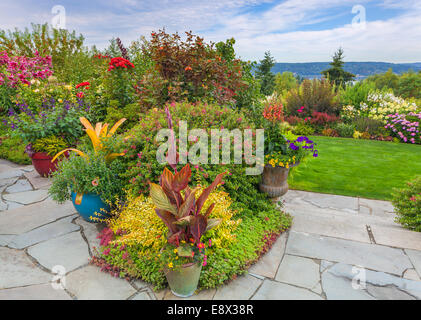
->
[340,81,377,107]
[49,152,127,205]
[321,47,355,88]
[352,116,384,136]
[120,101,252,195]
[0,132,30,164]
[334,122,355,137]
[274,71,298,95]
[292,122,315,136]
[256,51,276,96]
[366,69,421,100]
[6,99,89,145]
[285,79,340,116]
[32,136,68,157]
[393,176,421,231]
[0,84,16,114]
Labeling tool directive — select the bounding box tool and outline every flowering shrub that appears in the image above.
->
[13,76,75,111]
[393,176,421,231]
[385,112,421,144]
[4,99,90,145]
[0,51,52,87]
[262,103,284,122]
[341,91,418,123]
[119,101,252,195]
[308,111,339,128]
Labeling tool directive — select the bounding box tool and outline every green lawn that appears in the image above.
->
[288,136,421,201]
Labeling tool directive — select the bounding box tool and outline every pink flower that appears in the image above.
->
[103,248,111,256]
[410,196,416,202]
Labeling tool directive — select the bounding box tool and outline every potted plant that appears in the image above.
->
[149,164,226,297]
[49,117,127,222]
[260,103,318,198]
[49,152,127,222]
[4,99,89,176]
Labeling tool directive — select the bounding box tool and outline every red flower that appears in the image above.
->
[108,57,135,71]
[76,92,84,98]
[76,81,90,89]
[185,66,192,71]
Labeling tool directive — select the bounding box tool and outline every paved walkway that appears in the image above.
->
[1,159,421,300]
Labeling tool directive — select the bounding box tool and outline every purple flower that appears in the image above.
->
[289,143,299,151]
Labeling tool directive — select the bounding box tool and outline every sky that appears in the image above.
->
[0,0,420,63]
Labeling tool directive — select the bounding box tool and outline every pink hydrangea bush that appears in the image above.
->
[0,51,53,87]
[385,112,421,144]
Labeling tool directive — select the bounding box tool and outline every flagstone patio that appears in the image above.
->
[1,158,421,300]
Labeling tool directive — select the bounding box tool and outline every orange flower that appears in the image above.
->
[185,66,192,71]
[92,178,99,187]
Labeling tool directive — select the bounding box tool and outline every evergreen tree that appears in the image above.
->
[321,47,355,88]
[256,51,276,96]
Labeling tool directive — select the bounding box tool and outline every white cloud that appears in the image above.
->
[0,0,420,62]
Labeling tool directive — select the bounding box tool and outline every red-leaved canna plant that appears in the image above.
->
[149,164,226,257]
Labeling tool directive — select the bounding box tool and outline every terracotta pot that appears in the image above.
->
[259,162,299,198]
[165,262,202,298]
[31,152,59,177]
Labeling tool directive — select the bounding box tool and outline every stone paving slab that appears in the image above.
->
[323,262,421,299]
[321,270,375,300]
[0,283,71,300]
[131,291,152,300]
[8,215,80,249]
[3,189,49,205]
[290,211,371,243]
[0,199,76,234]
[252,280,323,300]
[0,247,52,289]
[65,265,136,300]
[164,289,216,300]
[27,231,90,273]
[275,255,320,290]
[366,284,415,300]
[0,169,23,180]
[0,234,15,246]
[248,232,287,278]
[24,170,52,190]
[404,249,421,278]
[371,225,421,251]
[213,274,262,300]
[286,231,412,276]
[359,198,395,216]
[5,179,33,193]
[74,216,103,254]
[287,190,359,213]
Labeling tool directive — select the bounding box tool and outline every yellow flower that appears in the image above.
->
[58,98,63,103]
[168,262,173,268]
[173,248,178,254]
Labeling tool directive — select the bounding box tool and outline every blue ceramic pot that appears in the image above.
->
[71,192,110,223]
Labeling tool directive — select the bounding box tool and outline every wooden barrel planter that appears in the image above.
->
[259,162,299,198]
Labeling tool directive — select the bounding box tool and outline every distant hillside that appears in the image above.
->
[271,62,421,79]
